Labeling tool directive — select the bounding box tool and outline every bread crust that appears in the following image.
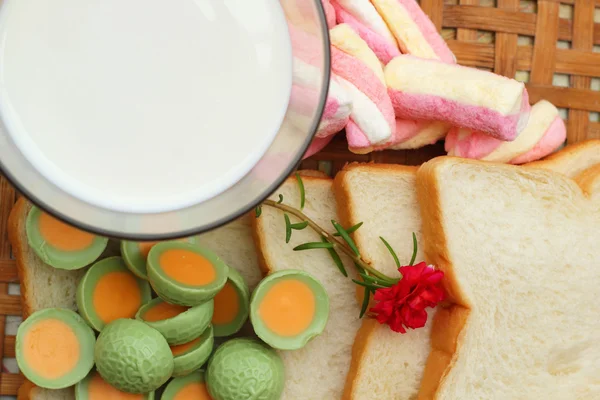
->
[17,379,35,400]
[8,198,33,319]
[575,163,600,196]
[525,139,600,177]
[341,318,379,400]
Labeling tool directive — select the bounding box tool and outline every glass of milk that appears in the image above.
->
[0,0,330,239]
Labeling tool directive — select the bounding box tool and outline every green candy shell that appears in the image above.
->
[212,267,250,337]
[75,370,155,399]
[206,338,284,400]
[250,269,329,350]
[172,325,214,377]
[136,297,213,345]
[94,319,173,394]
[162,370,207,400]
[77,257,152,331]
[121,238,195,280]
[16,308,96,389]
[26,206,108,270]
[147,242,228,306]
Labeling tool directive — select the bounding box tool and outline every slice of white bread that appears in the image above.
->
[334,163,434,400]
[416,157,600,399]
[526,139,600,178]
[252,175,362,399]
[196,213,262,291]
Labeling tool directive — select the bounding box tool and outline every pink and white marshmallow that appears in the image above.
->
[445,100,566,164]
[385,55,530,141]
[330,0,401,64]
[388,120,450,150]
[287,24,352,158]
[372,0,455,63]
[329,24,396,151]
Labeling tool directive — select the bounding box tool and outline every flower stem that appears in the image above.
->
[263,199,395,283]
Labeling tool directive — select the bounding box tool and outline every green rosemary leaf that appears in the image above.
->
[295,172,305,210]
[409,232,417,266]
[358,272,380,284]
[354,262,365,274]
[333,221,363,236]
[332,220,360,256]
[255,206,262,218]
[352,279,384,290]
[359,287,371,318]
[290,221,309,230]
[352,279,373,289]
[277,194,284,204]
[322,236,347,277]
[293,242,334,251]
[380,236,400,268]
[284,214,292,243]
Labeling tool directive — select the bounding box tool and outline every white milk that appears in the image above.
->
[0,0,292,213]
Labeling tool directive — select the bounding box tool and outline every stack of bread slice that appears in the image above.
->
[9,140,600,399]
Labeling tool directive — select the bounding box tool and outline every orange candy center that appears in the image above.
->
[38,212,94,251]
[88,372,143,400]
[143,301,189,322]
[173,383,212,400]
[159,249,216,286]
[258,279,315,337]
[212,282,239,325]
[23,319,80,379]
[93,272,142,324]
[138,241,159,259]
[170,336,203,357]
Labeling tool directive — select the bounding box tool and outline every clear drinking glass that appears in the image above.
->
[0,0,330,240]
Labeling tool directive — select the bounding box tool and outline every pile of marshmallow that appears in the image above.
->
[297,0,566,164]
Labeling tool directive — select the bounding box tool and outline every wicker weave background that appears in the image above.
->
[1,0,599,397]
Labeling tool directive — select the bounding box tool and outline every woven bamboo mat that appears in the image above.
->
[1,0,599,397]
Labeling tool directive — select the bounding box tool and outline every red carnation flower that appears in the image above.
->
[370,262,445,333]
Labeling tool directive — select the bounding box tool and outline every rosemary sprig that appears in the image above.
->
[322,236,347,277]
[284,214,292,243]
[255,206,262,218]
[409,232,417,266]
[332,220,360,256]
[284,213,308,243]
[290,221,309,230]
[257,173,410,319]
[263,198,392,282]
[380,236,400,268]
[293,242,334,251]
[360,287,371,318]
[333,222,363,236]
[295,172,305,210]
[352,279,385,290]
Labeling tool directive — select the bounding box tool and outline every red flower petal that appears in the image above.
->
[370,262,446,334]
